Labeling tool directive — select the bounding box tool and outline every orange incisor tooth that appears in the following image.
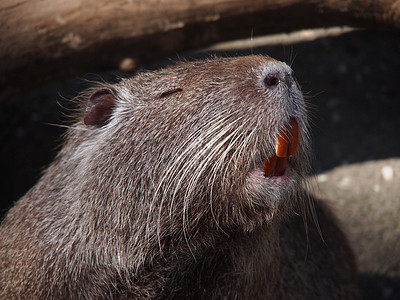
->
[263,155,277,177]
[275,157,287,176]
[265,118,299,177]
[275,132,289,157]
[287,118,299,157]
[275,131,289,158]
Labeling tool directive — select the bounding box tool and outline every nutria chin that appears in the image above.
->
[0,55,360,299]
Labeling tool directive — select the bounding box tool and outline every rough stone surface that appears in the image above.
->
[308,159,400,299]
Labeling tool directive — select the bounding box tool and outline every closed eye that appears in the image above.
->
[160,88,183,98]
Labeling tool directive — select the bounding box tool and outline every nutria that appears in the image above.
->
[0,55,360,299]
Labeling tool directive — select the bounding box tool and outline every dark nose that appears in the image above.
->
[264,73,279,88]
[263,72,293,90]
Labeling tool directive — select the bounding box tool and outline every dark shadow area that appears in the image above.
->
[361,274,400,300]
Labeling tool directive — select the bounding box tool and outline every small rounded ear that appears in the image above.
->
[84,88,116,126]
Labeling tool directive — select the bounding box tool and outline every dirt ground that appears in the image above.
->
[1,28,399,299]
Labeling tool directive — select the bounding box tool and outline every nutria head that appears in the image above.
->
[63,55,310,248]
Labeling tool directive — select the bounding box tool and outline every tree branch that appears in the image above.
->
[1,0,399,101]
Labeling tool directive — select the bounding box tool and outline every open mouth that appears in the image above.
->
[263,118,299,177]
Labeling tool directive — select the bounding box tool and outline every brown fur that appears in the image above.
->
[0,55,360,299]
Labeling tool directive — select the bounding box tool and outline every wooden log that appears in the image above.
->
[1,0,399,101]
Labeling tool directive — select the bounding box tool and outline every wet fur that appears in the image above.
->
[0,56,360,299]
